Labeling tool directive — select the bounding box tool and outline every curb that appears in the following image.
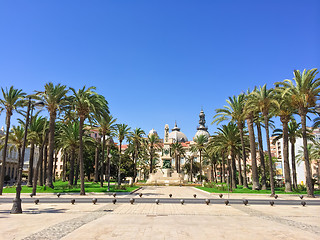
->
[130,187,142,194]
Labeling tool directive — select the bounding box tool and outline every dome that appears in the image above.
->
[169,122,188,142]
[148,128,158,137]
[194,130,210,140]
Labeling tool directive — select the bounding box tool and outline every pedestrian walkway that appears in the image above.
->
[0,186,319,240]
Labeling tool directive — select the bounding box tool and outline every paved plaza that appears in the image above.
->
[0,186,319,240]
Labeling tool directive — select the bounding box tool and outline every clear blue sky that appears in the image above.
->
[0,0,319,141]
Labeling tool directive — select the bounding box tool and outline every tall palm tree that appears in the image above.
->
[210,123,241,189]
[36,83,68,188]
[171,142,185,173]
[273,119,313,189]
[128,128,145,182]
[57,120,80,185]
[22,112,45,187]
[0,86,25,195]
[213,94,248,187]
[6,125,25,165]
[193,134,208,182]
[203,145,220,182]
[244,90,260,190]
[31,117,49,195]
[115,123,131,185]
[254,115,267,190]
[248,85,278,195]
[146,133,161,175]
[277,69,320,197]
[272,86,298,192]
[69,86,108,194]
[96,113,116,188]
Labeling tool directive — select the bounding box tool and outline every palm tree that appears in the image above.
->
[128,128,145,182]
[171,142,185,173]
[31,117,49,195]
[273,119,313,189]
[310,143,320,187]
[0,86,25,195]
[277,69,320,197]
[254,115,267,190]
[146,133,161,175]
[57,120,80,185]
[272,86,297,192]
[248,85,278,195]
[210,123,241,189]
[193,134,208,182]
[115,123,131,185]
[244,90,260,190]
[96,113,116,188]
[213,94,248,187]
[36,83,68,188]
[6,125,25,164]
[203,145,220,182]
[69,86,108,194]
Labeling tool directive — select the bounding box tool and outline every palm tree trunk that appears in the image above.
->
[62,153,67,182]
[100,135,106,188]
[281,117,292,192]
[27,143,35,187]
[118,140,122,186]
[32,132,48,196]
[133,150,138,182]
[300,113,314,197]
[94,143,99,182]
[69,149,75,185]
[256,121,267,190]
[79,116,85,195]
[39,153,43,186]
[74,157,79,185]
[291,141,297,189]
[247,116,259,190]
[149,144,153,175]
[231,150,237,189]
[0,113,11,195]
[238,124,248,188]
[190,157,193,182]
[106,146,111,191]
[43,145,47,186]
[211,163,214,182]
[237,153,243,185]
[264,114,275,196]
[214,163,218,183]
[53,153,57,182]
[46,113,56,188]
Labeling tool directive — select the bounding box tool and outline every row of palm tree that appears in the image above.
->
[211,68,320,197]
[0,82,164,196]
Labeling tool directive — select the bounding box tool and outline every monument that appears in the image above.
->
[147,123,187,185]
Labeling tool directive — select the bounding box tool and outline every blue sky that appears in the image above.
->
[0,0,319,141]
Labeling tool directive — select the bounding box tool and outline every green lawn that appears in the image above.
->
[197,185,320,195]
[3,181,139,193]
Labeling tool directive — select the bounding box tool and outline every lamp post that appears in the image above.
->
[10,98,44,214]
[107,153,112,191]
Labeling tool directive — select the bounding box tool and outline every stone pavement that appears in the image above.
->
[0,186,319,240]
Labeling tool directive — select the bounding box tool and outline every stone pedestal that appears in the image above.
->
[147,169,187,185]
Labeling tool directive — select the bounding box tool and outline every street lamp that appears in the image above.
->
[107,152,112,191]
[10,98,44,214]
